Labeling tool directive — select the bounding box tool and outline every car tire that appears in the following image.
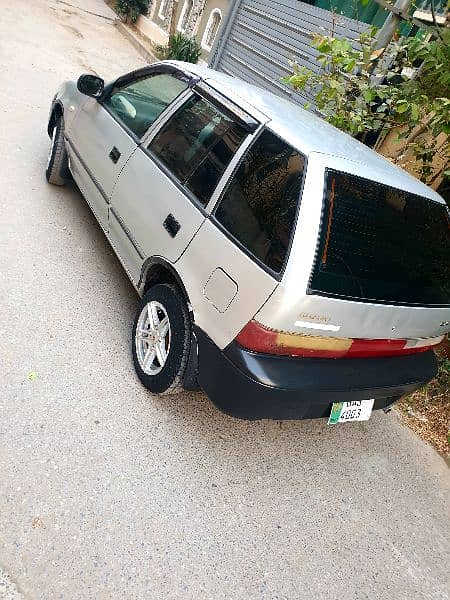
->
[132,284,191,395]
[46,116,69,186]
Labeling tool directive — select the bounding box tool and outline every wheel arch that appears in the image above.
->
[47,101,64,137]
[139,257,191,309]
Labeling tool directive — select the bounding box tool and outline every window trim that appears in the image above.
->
[204,126,262,214]
[210,126,308,281]
[193,82,259,132]
[99,65,197,142]
[144,90,258,210]
[201,8,222,51]
[140,87,194,147]
[103,64,197,98]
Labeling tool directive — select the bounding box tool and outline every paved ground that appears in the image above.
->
[0,2,449,599]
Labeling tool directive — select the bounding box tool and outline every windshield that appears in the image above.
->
[309,169,450,306]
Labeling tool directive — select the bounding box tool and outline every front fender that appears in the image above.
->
[48,80,86,135]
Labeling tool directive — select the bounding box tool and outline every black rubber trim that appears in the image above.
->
[98,64,200,143]
[48,99,64,137]
[193,82,259,132]
[65,136,110,205]
[138,256,191,302]
[194,326,437,420]
[109,206,145,259]
[182,328,200,391]
[102,64,199,98]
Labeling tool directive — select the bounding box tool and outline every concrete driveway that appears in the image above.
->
[0,2,449,598]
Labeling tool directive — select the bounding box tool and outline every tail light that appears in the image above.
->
[235,320,443,359]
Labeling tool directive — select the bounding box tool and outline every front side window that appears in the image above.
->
[214,130,306,273]
[103,73,188,139]
[148,93,248,206]
[310,170,450,305]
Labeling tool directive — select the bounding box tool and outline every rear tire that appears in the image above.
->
[132,284,191,395]
[46,116,69,186]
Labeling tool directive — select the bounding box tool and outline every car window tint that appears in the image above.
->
[310,170,450,305]
[148,94,248,206]
[215,130,305,273]
[104,74,187,138]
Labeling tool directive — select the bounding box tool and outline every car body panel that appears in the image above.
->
[195,327,437,420]
[49,80,84,134]
[67,97,139,229]
[255,153,449,340]
[109,142,206,282]
[175,218,278,350]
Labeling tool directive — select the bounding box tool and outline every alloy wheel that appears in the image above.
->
[135,301,171,375]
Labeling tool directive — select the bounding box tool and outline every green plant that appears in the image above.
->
[115,0,150,23]
[155,32,202,64]
[283,27,450,183]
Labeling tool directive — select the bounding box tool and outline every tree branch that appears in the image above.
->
[429,0,445,42]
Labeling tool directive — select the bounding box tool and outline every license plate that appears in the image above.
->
[328,400,374,425]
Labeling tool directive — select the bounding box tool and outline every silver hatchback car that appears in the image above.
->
[47,60,450,421]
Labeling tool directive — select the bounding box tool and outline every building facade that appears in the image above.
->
[138,0,229,62]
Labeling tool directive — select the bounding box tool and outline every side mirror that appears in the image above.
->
[77,74,104,98]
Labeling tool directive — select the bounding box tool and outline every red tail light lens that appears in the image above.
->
[235,320,443,359]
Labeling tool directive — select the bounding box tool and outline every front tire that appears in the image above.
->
[46,116,69,186]
[132,284,191,395]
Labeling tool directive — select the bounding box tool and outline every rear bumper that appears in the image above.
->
[195,327,437,420]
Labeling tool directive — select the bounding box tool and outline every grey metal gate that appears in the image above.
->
[209,0,367,106]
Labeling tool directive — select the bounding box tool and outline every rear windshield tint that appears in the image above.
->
[309,170,450,306]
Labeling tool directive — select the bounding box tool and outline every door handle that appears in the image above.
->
[109,146,121,164]
[163,214,180,238]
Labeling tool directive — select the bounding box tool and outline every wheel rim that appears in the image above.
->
[47,127,57,168]
[135,301,171,375]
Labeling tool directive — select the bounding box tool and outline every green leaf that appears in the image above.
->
[410,104,420,121]
[362,88,374,102]
[396,102,409,114]
[27,371,38,381]
[343,58,357,72]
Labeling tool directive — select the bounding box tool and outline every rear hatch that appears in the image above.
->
[246,154,449,359]
[310,169,449,307]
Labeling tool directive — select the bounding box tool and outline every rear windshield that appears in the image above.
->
[309,170,450,306]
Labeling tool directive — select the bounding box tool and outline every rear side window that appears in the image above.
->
[148,94,248,206]
[310,170,450,306]
[214,130,305,273]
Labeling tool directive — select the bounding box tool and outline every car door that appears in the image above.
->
[175,127,307,351]
[109,84,257,284]
[66,66,191,230]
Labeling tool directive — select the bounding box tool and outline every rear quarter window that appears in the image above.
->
[214,129,305,274]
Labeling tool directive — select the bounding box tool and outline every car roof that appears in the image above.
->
[164,60,445,205]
